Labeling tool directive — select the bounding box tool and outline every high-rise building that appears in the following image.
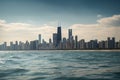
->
[38,34,41,44]
[68,29,72,40]
[75,35,78,49]
[118,40,120,48]
[99,41,105,49]
[91,39,98,49]
[111,37,115,48]
[53,33,57,47]
[63,37,67,49]
[79,39,85,49]
[108,37,111,49]
[48,38,53,49]
[49,38,52,44]
[107,37,115,49]
[30,40,38,50]
[25,40,30,50]
[57,26,62,46]
[3,42,7,50]
[15,41,18,50]
[10,41,14,50]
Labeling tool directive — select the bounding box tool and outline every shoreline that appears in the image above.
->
[0,49,120,52]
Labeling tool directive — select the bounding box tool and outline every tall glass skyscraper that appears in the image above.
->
[57,26,62,46]
[38,34,41,44]
[68,29,72,40]
[53,33,57,47]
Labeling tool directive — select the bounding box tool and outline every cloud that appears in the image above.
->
[97,15,120,27]
[0,20,6,24]
[0,20,57,43]
[70,24,120,41]
[70,14,120,41]
[97,14,102,18]
[0,14,120,44]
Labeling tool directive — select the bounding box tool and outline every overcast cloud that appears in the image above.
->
[0,14,120,44]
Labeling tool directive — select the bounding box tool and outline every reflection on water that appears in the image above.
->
[0,50,120,80]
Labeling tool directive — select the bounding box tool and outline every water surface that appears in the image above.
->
[0,50,120,80]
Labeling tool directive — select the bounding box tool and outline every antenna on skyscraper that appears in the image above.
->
[57,21,59,27]
[58,16,61,27]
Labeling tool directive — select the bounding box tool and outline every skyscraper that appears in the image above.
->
[80,39,85,49]
[111,37,115,48]
[75,35,78,49]
[57,26,62,46]
[38,34,41,44]
[3,42,7,50]
[68,29,72,40]
[107,37,115,49]
[49,38,52,44]
[15,41,18,50]
[10,41,14,50]
[53,33,57,47]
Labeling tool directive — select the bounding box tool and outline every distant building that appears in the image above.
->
[57,26,62,46]
[48,38,53,49]
[38,34,41,44]
[10,42,14,50]
[111,37,115,48]
[90,40,98,49]
[74,35,78,49]
[53,33,57,47]
[30,40,38,50]
[68,29,72,40]
[63,37,67,49]
[49,38,52,44]
[107,37,115,49]
[79,39,85,49]
[99,41,105,49]
[25,41,30,50]
[15,41,18,50]
[1,42,7,50]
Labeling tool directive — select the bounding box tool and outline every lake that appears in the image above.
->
[0,50,120,80]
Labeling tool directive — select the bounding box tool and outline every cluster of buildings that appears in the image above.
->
[0,26,120,50]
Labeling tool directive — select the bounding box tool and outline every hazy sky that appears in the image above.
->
[0,0,120,44]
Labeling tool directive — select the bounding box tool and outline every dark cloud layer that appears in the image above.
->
[0,0,120,16]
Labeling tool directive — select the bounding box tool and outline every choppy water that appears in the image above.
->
[0,50,120,80]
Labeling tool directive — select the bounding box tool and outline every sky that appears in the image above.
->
[0,0,120,44]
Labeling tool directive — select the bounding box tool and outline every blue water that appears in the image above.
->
[0,50,120,80]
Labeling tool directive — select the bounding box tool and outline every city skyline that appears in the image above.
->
[0,0,120,43]
[0,26,120,50]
